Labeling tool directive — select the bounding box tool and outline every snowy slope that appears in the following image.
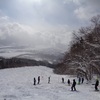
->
[0,66,100,100]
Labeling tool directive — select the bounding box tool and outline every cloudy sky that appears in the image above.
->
[0,0,100,50]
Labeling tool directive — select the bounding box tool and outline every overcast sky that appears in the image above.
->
[0,0,100,50]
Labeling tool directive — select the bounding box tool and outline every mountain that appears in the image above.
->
[0,45,64,63]
[0,45,65,69]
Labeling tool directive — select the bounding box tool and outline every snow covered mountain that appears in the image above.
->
[0,66,100,100]
[0,46,64,63]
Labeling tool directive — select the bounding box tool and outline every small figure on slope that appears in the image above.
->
[95,79,99,91]
[67,79,70,86]
[48,76,51,84]
[78,77,81,84]
[62,77,64,83]
[37,76,40,84]
[71,79,76,91]
[33,77,36,85]
[81,77,84,84]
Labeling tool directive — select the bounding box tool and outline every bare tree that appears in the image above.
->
[54,15,100,80]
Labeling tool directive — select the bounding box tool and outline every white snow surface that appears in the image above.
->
[0,66,100,100]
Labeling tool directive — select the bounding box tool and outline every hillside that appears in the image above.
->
[0,57,55,69]
[0,46,65,69]
[0,66,100,100]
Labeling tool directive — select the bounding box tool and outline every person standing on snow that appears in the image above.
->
[81,77,84,84]
[71,79,76,91]
[37,76,40,84]
[33,77,36,85]
[62,77,64,83]
[78,77,81,84]
[67,79,70,86]
[48,76,51,84]
[95,79,99,91]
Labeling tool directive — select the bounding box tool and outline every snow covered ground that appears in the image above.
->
[0,66,100,100]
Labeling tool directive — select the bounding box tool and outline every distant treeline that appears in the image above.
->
[0,57,55,69]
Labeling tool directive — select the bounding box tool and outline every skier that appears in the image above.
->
[81,77,84,84]
[67,79,70,86]
[37,76,40,84]
[62,77,64,83]
[48,76,51,84]
[71,79,76,91]
[78,77,81,84]
[95,79,99,91]
[33,77,36,85]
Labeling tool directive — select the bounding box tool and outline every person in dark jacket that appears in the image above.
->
[48,76,51,84]
[71,79,76,91]
[95,79,99,91]
[62,77,64,83]
[78,77,81,84]
[33,77,36,85]
[81,77,84,84]
[67,79,70,86]
[37,76,40,84]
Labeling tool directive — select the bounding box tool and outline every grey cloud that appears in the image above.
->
[73,0,100,20]
[0,0,100,25]
[0,0,79,26]
[0,0,99,51]
[0,14,72,49]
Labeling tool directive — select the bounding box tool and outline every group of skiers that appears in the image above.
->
[33,76,41,85]
[62,78,71,85]
[78,77,84,84]
[33,76,99,91]
[61,78,77,91]
[61,77,84,91]
[33,76,51,85]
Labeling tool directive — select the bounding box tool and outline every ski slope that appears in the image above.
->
[0,66,100,100]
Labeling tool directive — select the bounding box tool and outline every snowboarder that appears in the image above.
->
[71,79,76,91]
[48,76,51,84]
[33,77,36,85]
[95,79,99,91]
[67,79,70,86]
[62,77,64,83]
[81,77,84,84]
[37,76,40,84]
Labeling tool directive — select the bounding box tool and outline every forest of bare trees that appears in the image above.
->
[54,15,100,80]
